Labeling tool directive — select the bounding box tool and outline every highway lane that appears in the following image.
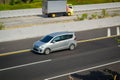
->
[0,26,118,54]
[0,8,120,29]
[0,37,120,80]
[0,37,118,69]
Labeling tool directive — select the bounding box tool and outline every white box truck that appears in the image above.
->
[42,0,74,17]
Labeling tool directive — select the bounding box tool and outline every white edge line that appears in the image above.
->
[44,60,120,80]
[0,59,52,72]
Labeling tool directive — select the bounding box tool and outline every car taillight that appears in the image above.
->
[74,33,77,40]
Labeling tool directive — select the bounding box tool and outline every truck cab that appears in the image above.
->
[66,4,74,16]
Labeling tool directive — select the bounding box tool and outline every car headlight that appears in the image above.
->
[39,45,44,49]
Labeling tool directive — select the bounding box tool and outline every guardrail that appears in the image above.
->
[0,2,120,18]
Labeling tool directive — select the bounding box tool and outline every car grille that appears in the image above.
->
[33,48,38,51]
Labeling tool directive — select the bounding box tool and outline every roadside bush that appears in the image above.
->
[76,13,88,20]
[91,13,98,19]
[118,39,120,44]
[81,13,88,20]
[115,37,120,44]
[102,9,109,18]
[76,13,88,21]
[10,0,15,5]
[14,0,22,4]
[0,22,5,30]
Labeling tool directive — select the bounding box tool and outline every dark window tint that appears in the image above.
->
[52,34,73,42]
[53,36,61,42]
[40,35,53,43]
[62,34,73,40]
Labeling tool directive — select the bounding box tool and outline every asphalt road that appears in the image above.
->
[0,26,118,54]
[0,8,120,29]
[0,32,120,80]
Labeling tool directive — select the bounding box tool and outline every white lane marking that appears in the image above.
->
[107,28,111,37]
[0,59,52,72]
[44,60,120,80]
[117,27,120,35]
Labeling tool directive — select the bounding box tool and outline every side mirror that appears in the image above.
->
[52,40,56,43]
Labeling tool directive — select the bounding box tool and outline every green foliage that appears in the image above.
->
[68,0,120,5]
[81,13,88,20]
[91,13,98,19]
[0,0,120,10]
[102,9,106,17]
[102,9,109,17]
[118,39,120,44]
[0,2,42,10]
[0,22,5,30]
[76,13,88,20]
[115,37,120,44]
[10,0,15,5]
[15,0,22,4]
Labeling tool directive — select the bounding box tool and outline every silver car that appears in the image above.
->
[32,31,77,54]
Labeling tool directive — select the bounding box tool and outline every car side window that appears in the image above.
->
[52,36,61,42]
[62,34,73,40]
[68,34,73,39]
[51,34,73,43]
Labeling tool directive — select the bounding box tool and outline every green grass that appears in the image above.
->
[68,0,120,5]
[0,0,120,10]
[0,2,42,10]
[0,22,5,30]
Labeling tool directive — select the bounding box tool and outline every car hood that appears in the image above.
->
[34,41,45,47]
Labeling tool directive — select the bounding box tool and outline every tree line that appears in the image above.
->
[0,0,34,4]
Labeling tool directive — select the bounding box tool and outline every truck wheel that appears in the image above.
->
[52,14,56,18]
[48,14,51,17]
[67,12,71,16]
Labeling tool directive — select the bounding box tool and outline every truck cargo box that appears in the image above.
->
[42,0,67,14]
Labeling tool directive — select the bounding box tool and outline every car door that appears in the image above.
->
[51,36,66,51]
[60,35,70,49]
[50,36,63,51]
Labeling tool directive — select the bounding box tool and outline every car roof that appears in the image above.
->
[48,31,74,37]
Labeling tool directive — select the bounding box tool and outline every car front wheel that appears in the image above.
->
[44,48,50,55]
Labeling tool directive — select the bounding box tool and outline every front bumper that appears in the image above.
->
[32,47,44,53]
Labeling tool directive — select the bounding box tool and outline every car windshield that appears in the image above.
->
[40,35,53,43]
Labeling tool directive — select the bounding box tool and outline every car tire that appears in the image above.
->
[44,48,50,55]
[69,44,75,50]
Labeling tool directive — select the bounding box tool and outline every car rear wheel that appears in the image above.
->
[44,48,50,55]
[69,44,75,50]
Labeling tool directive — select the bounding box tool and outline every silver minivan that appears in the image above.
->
[32,31,77,54]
